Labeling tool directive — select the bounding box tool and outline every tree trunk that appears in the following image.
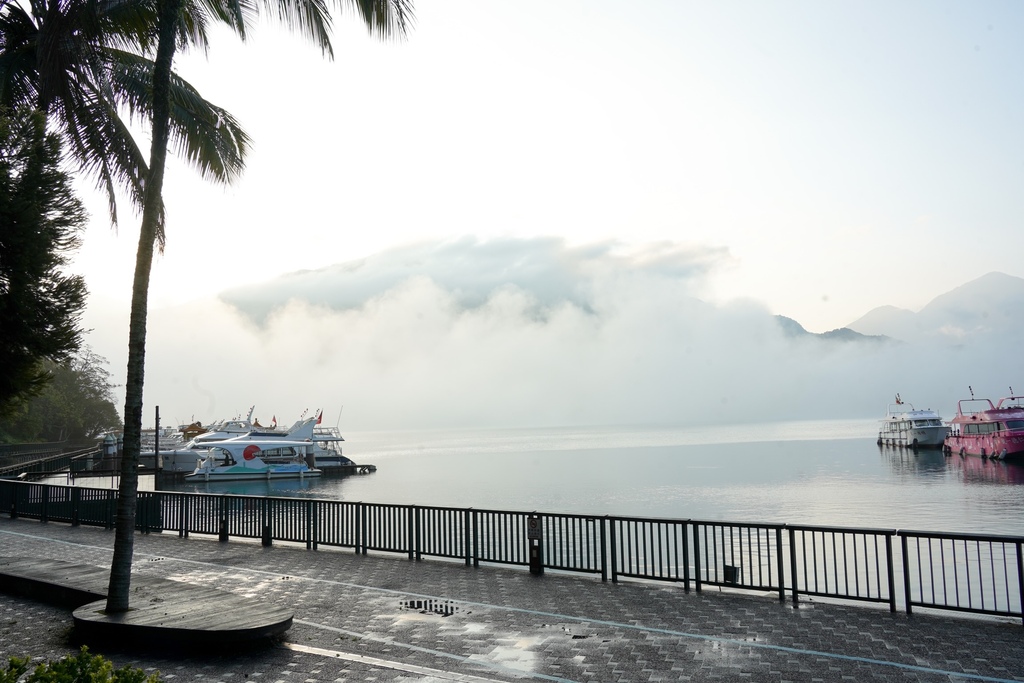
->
[105,0,182,613]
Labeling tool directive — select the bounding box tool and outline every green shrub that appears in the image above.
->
[0,647,159,682]
[0,657,28,683]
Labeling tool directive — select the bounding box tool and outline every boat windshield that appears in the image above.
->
[209,446,234,465]
[1006,420,1024,431]
[912,419,943,427]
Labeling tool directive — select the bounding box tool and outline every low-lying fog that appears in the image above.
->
[83,238,1018,430]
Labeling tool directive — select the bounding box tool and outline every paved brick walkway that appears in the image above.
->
[1,516,1022,682]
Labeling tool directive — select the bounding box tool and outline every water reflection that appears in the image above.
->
[949,453,1024,486]
[878,444,1024,485]
[878,445,948,478]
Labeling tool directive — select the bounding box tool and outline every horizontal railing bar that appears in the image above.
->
[898,529,1024,543]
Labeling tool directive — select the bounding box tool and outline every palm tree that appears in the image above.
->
[0,0,251,239]
[107,0,413,612]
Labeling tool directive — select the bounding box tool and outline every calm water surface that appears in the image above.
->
[170,419,1024,537]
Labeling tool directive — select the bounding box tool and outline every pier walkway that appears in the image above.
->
[1,515,1023,683]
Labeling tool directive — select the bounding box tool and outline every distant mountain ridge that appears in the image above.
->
[845,272,1024,343]
[775,315,889,343]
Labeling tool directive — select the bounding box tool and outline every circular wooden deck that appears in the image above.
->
[1,557,292,647]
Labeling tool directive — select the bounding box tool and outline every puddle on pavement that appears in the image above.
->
[468,638,542,674]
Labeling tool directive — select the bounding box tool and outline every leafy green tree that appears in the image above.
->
[108,0,413,613]
[4,346,121,443]
[0,107,87,418]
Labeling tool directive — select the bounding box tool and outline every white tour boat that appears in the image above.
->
[184,438,322,481]
[143,413,318,472]
[877,395,949,449]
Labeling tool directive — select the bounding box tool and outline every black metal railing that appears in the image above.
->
[900,530,1024,620]
[0,447,100,478]
[1,479,1021,625]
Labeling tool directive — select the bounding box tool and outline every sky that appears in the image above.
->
[67,1,1024,431]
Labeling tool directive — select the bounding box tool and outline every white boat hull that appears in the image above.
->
[184,469,322,482]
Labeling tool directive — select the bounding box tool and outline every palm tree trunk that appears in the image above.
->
[105,0,182,613]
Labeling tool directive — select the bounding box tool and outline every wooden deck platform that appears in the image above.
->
[0,557,292,647]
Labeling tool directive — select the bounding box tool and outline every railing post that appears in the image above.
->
[219,495,229,542]
[106,489,114,530]
[600,516,608,582]
[789,527,799,606]
[885,534,896,613]
[464,509,472,566]
[182,493,190,538]
[71,486,80,527]
[900,533,913,615]
[41,485,48,523]
[306,500,313,550]
[682,521,691,592]
[360,503,367,555]
[311,501,318,550]
[1016,541,1023,627]
[693,523,702,593]
[140,492,149,534]
[609,518,619,583]
[261,497,272,547]
[776,526,785,602]
[472,509,479,568]
[410,506,418,561]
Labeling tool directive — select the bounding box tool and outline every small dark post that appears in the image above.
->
[155,406,163,471]
[262,525,273,547]
[219,518,229,542]
[527,514,543,575]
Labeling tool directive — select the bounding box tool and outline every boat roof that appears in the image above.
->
[883,403,942,419]
[953,395,1024,419]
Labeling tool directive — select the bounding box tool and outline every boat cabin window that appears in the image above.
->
[1005,420,1024,431]
[964,422,1000,435]
[260,446,299,458]
[911,419,942,427]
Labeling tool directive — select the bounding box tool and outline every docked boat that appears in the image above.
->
[142,414,317,472]
[184,438,321,481]
[311,424,354,467]
[943,392,1024,460]
[877,397,948,449]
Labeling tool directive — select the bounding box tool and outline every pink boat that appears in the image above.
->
[944,393,1024,459]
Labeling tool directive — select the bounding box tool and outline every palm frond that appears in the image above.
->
[343,0,412,41]
[108,47,249,185]
[260,0,334,57]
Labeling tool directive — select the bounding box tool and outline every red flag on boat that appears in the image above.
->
[316,410,322,425]
[271,415,277,428]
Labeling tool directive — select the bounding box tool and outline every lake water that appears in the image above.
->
[167,419,1024,537]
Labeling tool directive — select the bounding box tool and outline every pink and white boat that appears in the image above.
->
[943,391,1024,460]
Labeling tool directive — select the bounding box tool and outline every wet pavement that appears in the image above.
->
[1,515,1023,682]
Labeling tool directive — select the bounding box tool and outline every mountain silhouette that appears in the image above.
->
[775,315,888,343]
[847,272,1024,343]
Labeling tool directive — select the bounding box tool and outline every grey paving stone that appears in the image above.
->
[2,516,1023,683]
